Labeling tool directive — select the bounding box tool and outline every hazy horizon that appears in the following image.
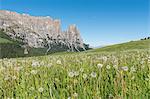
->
[0,0,149,47]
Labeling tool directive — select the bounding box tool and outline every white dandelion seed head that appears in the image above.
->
[31,70,38,75]
[106,65,111,69]
[38,87,44,93]
[79,68,84,72]
[113,65,118,69]
[140,61,144,64]
[47,63,53,67]
[14,66,23,72]
[74,71,79,76]
[4,76,10,81]
[83,74,88,79]
[67,97,71,99]
[32,61,40,67]
[56,60,62,65]
[97,63,103,68]
[12,76,17,80]
[73,92,78,97]
[130,66,136,72]
[25,72,30,76]
[91,72,97,78]
[29,87,35,91]
[131,76,135,80]
[120,66,129,71]
[68,71,74,78]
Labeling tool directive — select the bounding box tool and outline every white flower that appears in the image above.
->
[67,97,71,99]
[97,63,103,68]
[4,76,10,81]
[74,71,79,76]
[130,66,136,72]
[56,60,62,65]
[47,63,52,67]
[29,87,35,91]
[83,74,87,79]
[12,76,17,80]
[91,72,97,78]
[131,76,135,80]
[40,61,45,65]
[113,65,118,69]
[38,87,44,93]
[120,66,129,71]
[31,70,38,75]
[25,72,30,76]
[140,61,144,64]
[79,68,84,72]
[32,61,40,67]
[14,66,23,72]
[106,65,111,69]
[68,71,74,78]
[73,92,78,97]
[102,56,107,62]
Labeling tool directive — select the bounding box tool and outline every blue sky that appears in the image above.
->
[0,0,149,46]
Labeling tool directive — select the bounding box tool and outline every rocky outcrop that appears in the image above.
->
[0,10,86,52]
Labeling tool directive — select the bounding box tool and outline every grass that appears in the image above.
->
[0,39,149,98]
[0,37,13,44]
[89,39,150,52]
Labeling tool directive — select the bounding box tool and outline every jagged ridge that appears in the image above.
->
[0,10,88,53]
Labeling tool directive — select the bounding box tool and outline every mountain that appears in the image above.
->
[89,39,150,52]
[0,10,88,53]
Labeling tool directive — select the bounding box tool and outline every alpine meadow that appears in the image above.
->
[0,0,149,99]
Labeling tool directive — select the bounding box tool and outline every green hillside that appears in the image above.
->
[90,39,150,52]
[0,37,13,44]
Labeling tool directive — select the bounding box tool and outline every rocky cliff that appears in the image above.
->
[0,10,86,52]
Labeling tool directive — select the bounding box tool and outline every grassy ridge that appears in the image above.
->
[90,40,150,52]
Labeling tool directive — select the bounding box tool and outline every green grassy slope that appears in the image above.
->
[90,39,150,52]
[0,30,48,58]
[0,37,13,44]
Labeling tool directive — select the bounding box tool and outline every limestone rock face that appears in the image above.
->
[0,10,86,51]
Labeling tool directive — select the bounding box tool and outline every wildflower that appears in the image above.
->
[12,76,17,80]
[140,61,144,64]
[32,61,40,67]
[131,76,135,80]
[113,65,118,69]
[102,56,107,62]
[106,65,111,69]
[79,68,84,72]
[130,66,136,72]
[14,66,23,72]
[109,94,113,98]
[68,71,74,78]
[40,61,45,66]
[145,78,149,81]
[83,74,88,79]
[31,70,38,75]
[73,92,78,97]
[47,63,52,67]
[97,63,103,68]
[56,60,62,65]
[4,76,10,81]
[38,87,44,93]
[25,72,30,76]
[74,71,79,76]
[120,66,129,71]
[91,72,97,78]
[29,87,35,91]
[67,97,71,99]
